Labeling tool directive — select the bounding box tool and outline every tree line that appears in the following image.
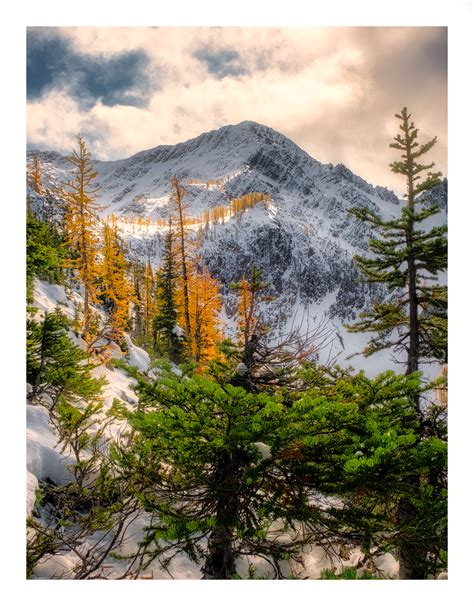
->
[110,190,270,230]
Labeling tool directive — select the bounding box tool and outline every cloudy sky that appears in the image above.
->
[27,26,447,192]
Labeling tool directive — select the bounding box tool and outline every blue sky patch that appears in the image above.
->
[194,48,246,78]
[27,28,152,108]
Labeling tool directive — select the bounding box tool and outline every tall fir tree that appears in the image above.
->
[347,108,447,579]
[130,258,144,338]
[348,107,447,385]
[153,222,182,362]
[63,135,101,342]
[143,259,156,342]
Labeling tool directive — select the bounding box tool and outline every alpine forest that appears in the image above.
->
[26,108,447,582]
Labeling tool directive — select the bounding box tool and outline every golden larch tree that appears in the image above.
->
[179,268,222,364]
[63,135,101,342]
[98,223,133,340]
[28,154,44,195]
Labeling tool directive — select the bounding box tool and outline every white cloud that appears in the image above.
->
[27,27,447,191]
[27,91,85,151]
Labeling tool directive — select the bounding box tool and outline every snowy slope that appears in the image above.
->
[28,122,447,373]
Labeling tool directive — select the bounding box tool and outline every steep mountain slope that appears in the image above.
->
[28,122,447,371]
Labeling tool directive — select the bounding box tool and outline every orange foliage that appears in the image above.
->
[28,155,44,195]
[62,135,101,341]
[98,223,133,339]
[177,268,222,364]
[115,191,271,230]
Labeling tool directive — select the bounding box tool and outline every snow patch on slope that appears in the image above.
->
[123,334,150,372]
[27,403,74,486]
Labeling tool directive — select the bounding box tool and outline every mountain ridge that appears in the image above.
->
[27,121,447,372]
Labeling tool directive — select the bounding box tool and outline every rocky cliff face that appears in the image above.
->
[28,121,447,369]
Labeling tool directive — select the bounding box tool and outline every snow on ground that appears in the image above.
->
[33,279,104,324]
[99,365,138,407]
[32,553,82,580]
[27,403,75,487]
[33,281,69,312]
[26,470,39,517]
[123,334,150,372]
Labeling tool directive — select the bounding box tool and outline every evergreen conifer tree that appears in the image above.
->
[348,108,447,382]
[111,362,447,579]
[153,223,182,362]
[130,258,145,338]
[111,372,310,579]
[346,108,447,579]
[143,259,156,342]
[26,209,66,301]
[27,310,104,407]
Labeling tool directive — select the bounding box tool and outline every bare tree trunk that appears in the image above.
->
[202,524,237,580]
[397,481,426,579]
[201,453,241,579]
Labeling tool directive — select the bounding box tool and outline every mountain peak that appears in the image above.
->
[225,120,278,135]
[30,120,401,219]
[184,119,289,148]
[217,120,296,145]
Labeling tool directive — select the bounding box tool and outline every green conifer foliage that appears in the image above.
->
[320,370,445,578]
[112,372,307,578]
[153,224,182,362]
[26,311,144,579]
[348,107,447,374]
[26,209,66,301]
[110,365,447,580]
[27,310,104,407]
[346,108,448,579]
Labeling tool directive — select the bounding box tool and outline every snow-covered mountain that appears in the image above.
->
[28,121,447,372]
